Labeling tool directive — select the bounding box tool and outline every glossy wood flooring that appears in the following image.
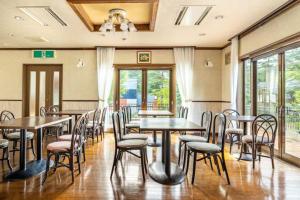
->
[0,133,300,200]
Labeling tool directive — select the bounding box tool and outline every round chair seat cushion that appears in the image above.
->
[179,135,207,143]
[123,133,148,140]
[117,139,147,149]
[225,128,243,135]
[0,139,9,148]
[6,131,34,140]
[126,123,140,128]
[242,135,270,144]
[187,142,221,153]
[47,141,76,153]
[58,134,84,142]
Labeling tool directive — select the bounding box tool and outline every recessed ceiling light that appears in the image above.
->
[9,33,15,37]
[99,33,106,37]
[199,33,206,36]
[215,15,224,20]
[14,16,24,21]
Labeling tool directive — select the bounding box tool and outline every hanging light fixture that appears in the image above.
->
[99,8,137,32]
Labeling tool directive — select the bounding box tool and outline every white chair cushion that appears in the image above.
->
[0,139,9,148]
[242,135,270,144]
[187,142,221,153]
[47,141,76,153]
[126,123,140,128]
[179,135,207,143]
[117,140,147,148]
[225,128,243,135]
[6,131,34,140]
[123,133,148,140]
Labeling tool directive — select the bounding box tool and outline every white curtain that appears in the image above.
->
[230,37,239,111]
[97,47,115,108]
[173,47,195,107]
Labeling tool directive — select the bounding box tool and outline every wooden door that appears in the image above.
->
[23,64,63,116]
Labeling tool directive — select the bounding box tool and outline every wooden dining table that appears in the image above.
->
[0,116,72,179]
[138,110,174,147]
[140,118,205,185]
[47,110,94,132]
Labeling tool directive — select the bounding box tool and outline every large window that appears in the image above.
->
[243,59,251,115]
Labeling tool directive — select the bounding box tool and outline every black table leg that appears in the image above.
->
[19,129,27,170]
[148,130,185,185]
[148,116,162,147]
[37,128,43,160]
[6,128,53,180]
[69,117,72,134]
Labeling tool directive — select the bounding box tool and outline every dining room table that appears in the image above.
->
[47,109,94,132]
[138,110,174,147]
[139,117,205,185]
[0,116,72,179]
[229,115,257,161]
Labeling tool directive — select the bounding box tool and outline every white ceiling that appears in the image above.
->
[0,0,288,48]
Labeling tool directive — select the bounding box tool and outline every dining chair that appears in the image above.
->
[40,106,64,140]
[0,138,12,171]
[86,109,101,144]
[183,107,189,119]
[178,111,212,170]
[122,106,140,134]
[223,109,244,154]
[0,110,35,159]
[43,113,89,184]
[185,113,230,185]
[110,112,148,181]
[238,114,277,169]
[99,107,107,139]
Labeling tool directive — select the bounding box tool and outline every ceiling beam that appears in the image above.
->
[68,3,94,31]
[67,0,156,4]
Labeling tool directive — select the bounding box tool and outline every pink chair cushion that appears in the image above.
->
[47,141,75,153]
[58,134,72,141]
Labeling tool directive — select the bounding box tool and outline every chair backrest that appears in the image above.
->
[112,111,125,146]
[0,110,16,137]
[252,114,277,144]
[101,107,107,125]
[48,105,59,112]
[40,106,47,117]
[222,109,240,129]
[92,108,101,128]
[212,113,227,151]
[183,107,189,119]
[201,111,213,142]
[71,113,89,151]
[178,106,184,118]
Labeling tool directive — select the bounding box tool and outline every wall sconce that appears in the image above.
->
[204,59,213,68]
[77,58,85,68]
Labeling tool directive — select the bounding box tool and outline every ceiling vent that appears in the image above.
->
[18,6,67,26]
[175,5,213,26]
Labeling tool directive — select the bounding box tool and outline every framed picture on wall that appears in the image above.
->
[137,51,151,64]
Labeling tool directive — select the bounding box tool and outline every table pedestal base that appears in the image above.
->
[233,153,253,161]
[149,162,185,185]
[6,159,53,180]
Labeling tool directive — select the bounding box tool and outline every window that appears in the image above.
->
[243,59,251,115]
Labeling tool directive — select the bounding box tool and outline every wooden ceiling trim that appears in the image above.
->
[68,3,94,31]
[67,0,156,3]
[149,0,159,31]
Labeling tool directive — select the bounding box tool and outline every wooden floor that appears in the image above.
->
[0,133,300,200]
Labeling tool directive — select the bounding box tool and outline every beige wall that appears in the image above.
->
[240,3,300,56]
[0,49,223,118]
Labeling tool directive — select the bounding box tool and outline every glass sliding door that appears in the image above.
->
[119,70,142,117]
[244,59,251,115]
[256,55,279,148]
[284,47,300,159]
[147,70,170,110]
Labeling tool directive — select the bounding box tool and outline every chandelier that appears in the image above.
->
[99,8,137,32]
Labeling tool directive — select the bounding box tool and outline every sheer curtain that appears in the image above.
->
[173,47,195,109]
[97,47,115,108]
[230,37,239,111]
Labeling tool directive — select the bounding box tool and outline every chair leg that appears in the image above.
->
[53,154,59,172]
[110,149,118,179]
[270,145,275,169]
[182,143,187,170]
[238,143,244,161]
[220,153,230,185]
[77,151,81,174]
[12,141,17,160]
[96,129,99,143]
[43,151,51,184]
[82,144,86,162]
[229,135,233,154]
[31,139,36,157]
[252,144,256,169]
[143,148,148,174]
[70,154,74,183]
[213,154,221,176]
[191,152,197,184]
[178,141,182,165]
[4,147,12,171]
[208,153,214,171]
[140,149,145,181]
[203,153,207,164]
[185,150,190,175]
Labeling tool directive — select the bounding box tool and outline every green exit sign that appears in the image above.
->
[32,50,56,58]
